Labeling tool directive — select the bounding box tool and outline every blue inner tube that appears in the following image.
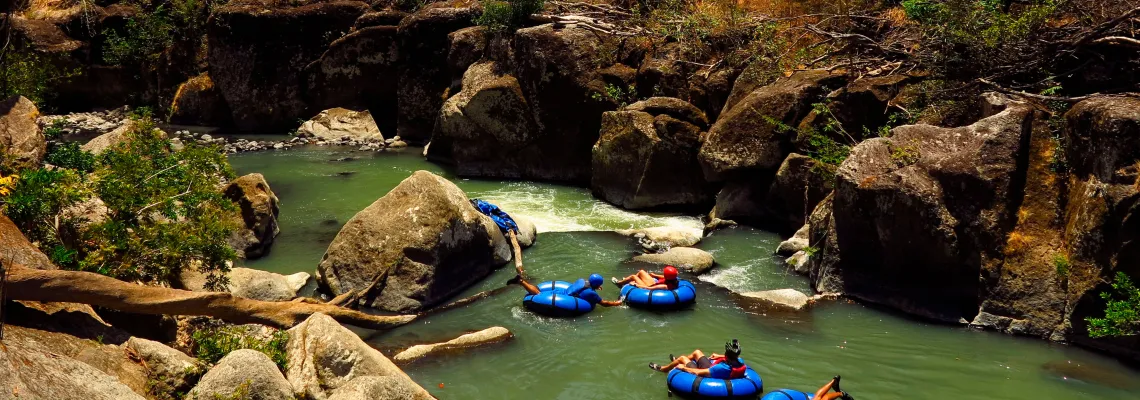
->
[522,281,595,317]
[666,363,763,399]
[620,279,696,310]
[761,389,812,400]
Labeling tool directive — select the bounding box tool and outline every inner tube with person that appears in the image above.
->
[666,363,764,399]
[522,281,595,317]
[620,279,696,310]
[759,389,811,400]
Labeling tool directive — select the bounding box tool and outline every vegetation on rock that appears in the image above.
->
[476,0,545,32]
[1087,272,1140,338]
[191,326,290,371]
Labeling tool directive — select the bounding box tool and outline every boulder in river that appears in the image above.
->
[736,288,814,311]
[514,215,537,248]
[776,224,810,256]
[304,25,400,134]
[81,119,167,155]
[327,376,429,400]
[393,326,512,363]
[0,95,46,170]
[298,108,385,142]
[286,313,432,399]
[712,152,834,232]
[616,226,703,251]
[591,98,712,209]
[181,267,313,302]
[632,247,716,274]
[187,349,293,400]
[316,170,509,313]
[224,173,280,259]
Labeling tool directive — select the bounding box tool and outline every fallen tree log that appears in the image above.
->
[3,263,416,331]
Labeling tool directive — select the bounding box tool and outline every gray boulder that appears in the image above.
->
[632,247,716,274]
[317,170,510,312]
[0,326,146,400]
[393,326,512,363]
[188,349,293,400]
[775,224,810,256]
[737,288,814,311]
[514,215,537,248]
[591,98,712,209]
[286,313,432,400]
[224,173,280,259]
[1,214,56,270]
[181,267,313,302]
[125,337,204,393]
[81,119,167,155]
[327,376,428,400]
[0,95,46,169]
[617,226,703,251]
[298,108,384,142]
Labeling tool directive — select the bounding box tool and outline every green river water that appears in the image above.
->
[230,146,1139,400]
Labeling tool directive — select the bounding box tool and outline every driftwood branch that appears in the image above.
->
[4,264,416,331]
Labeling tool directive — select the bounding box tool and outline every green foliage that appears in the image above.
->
[0,49,81,109]
[1052,253,1070,277]
[891,144,921,166]
[82,117,238,287]
[192,326,289,371]
[803,246,820,257]
[0,168,87,245]
[1086,272,1140,338]
[102,0,215,65]
[590,83,639,108]
[476,0,544,33]
[43,119,68,140]
[45,142,98,173]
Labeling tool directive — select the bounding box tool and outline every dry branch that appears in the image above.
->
[4,264,416,331]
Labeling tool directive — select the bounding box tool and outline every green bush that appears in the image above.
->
[475,0,544,33]
[102,0,214,65]
[192,326,289,370]
[1087,272,1140,338]
[0,168,87,245]
[0,49,80,109]
[1052,254,1070,276]
[45,142,97,173]
[81,117,239,287]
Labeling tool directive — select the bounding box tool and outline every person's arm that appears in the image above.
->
[650,273,664,279]
[676,366,711,377]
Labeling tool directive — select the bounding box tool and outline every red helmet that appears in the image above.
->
[663,265,679,281]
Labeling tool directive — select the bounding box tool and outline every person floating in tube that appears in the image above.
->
[611,265,681,290]
[649,339,748,378]
[508,273,624,307]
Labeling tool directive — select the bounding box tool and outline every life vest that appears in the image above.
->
[654,278,680,290]
[564,279,589,296]
[710,356,747,379]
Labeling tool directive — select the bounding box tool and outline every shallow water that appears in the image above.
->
[231,146,1139,400]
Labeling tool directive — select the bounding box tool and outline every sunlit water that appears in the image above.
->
[230,146,1139,400]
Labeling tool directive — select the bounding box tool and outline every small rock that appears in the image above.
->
[200,134,213,141]
[187,349,293,400]
[513,216,537,248]
[776,224,810,256]
[388,140,408,149]
[737,288,813,311]
[273,142,284,149]
[327,376,427,400]
[393,326,511,363]
[632,247,716,274]
[617,226,702,251]
[786,251,810,274]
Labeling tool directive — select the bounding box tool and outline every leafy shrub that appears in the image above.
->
[0,168,87,245]
[891,144,921,166]
[43,118,68,140]
[1052,254,1070,276]
[192,326,290,370]
[0,49,80,109]
[45,142,97,172]
[590,83,639,108]
[1086,272,1140,338]
[80,117,239,287]
[102,0,214,65]
[476,0,544,33]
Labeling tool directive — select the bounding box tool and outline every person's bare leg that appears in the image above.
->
[633,270,656,287]
[656,355,693,372]
[615,273,638,285]
[517,278,541,295]
[814,378,838,399]
[819,393,845,400]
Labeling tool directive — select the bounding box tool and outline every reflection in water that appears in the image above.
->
[230,146,1140,400]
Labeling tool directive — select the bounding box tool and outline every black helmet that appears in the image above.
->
[725,339,741,358]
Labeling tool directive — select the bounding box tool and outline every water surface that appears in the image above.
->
[230,146,1139,400]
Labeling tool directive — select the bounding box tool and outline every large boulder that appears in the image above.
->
[298,107,385,142]
[776,224,810,256]
[304,25,400,134]
[80,120,167,155]
[1,214,56,270]
[316,170,509,312]
[168,73,233,126]
[327,376,427,400]
[616,226,703,251]
[736,288,814,311]
[187,349,294,400]
[125,337,204,393]
[0,327,145,400]
[224,173,280,259]
[632,247,716,274]
[591,98,712,209]
[699,70,846,181]
[393,326,512,363]
[0,95,46,169]
[286,313,432,400]
[1064,96,1140,184]
[396,7,479,142]
[809,94,1036,322]
[208,0,370,131]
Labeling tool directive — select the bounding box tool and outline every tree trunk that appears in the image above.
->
[3,263,416,331]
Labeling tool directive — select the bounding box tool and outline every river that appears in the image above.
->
[230,145,1139,400]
